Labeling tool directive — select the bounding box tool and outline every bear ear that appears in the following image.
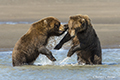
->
[70,16,75,19]
[81,18,85,24]
[83,15,91,25]
[70,16,73,19]
[44,20,47,24]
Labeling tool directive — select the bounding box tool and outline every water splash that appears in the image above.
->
[34,56,71,66]
[34,54,54,66]
[60,57,70,64]
[34,49,77,66]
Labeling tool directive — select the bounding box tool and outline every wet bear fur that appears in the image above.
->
[54,15,102,64]
[12,17,68,66]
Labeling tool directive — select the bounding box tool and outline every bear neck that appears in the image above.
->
[77,25,96,44]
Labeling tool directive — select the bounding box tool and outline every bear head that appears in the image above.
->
[31,17,68,37]
[68,14,91,37]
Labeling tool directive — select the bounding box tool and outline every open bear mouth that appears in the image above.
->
[59,30,63,33]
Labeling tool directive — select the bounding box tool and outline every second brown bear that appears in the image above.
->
[55,14,102,65]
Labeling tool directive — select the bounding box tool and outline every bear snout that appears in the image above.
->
[59,25,64,32]
[58,25,67,34]
[69,29,75,38]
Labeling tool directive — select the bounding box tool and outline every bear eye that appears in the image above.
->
[55,24,59,28]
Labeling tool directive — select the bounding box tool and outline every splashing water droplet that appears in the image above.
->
[60,57,70,64]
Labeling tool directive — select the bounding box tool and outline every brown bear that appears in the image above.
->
[12,17,68,66]
[54,14,102,65]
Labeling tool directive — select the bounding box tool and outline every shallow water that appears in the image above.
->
[0,49,120,80]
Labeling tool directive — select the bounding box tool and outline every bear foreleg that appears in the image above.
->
[67,45,81,57]
[38,46,56,61]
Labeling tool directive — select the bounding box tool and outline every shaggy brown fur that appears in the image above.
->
[54,15,102,64]
[12,17,68,66]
